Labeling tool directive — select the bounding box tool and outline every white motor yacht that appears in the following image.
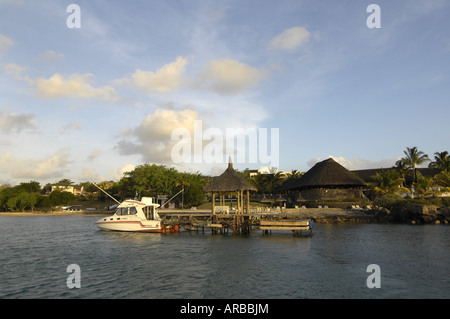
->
[95,197,178,233]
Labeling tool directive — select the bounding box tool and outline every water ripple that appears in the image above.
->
[0,216,448,298]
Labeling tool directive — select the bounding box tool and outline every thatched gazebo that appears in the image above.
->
[203,160,257,215]
[287,158,366,200]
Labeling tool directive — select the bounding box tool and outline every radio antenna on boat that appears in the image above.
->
[90,182,121,204]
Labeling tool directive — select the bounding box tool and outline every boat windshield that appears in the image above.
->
[116,207,138,215]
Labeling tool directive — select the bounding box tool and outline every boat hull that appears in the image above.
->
[95,217,178,233]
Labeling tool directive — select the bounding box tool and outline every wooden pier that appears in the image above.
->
[260,219,313,236]
[159,211,313,236]
[162,160,312,236]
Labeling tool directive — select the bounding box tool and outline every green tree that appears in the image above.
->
[116,164,207,207]
[6,196,19,211]
[0,183,40,212]
[22,192,38,211]
[17,181,41,193]
[289,170,304,179]
[368,170,410,196]
[57,179,74,185]
[434,170,450,191]
[124,164,178,197]
[428,151,450,172]
[393,159,409,187]
[176,172,206,207]
[250,172,284,194]
[413,174,434,198]
[49,190,76,206]
[4,192,37,212]
[0,186,19,211]
[400,146,430,183]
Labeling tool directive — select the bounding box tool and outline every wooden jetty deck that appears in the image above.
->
[260,219,313,235]
[158,210,313,236]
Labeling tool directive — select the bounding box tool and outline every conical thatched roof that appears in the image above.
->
[203,161,257,192]
[291,158,366,189]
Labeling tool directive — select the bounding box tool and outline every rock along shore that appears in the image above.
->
[270,206,450,224]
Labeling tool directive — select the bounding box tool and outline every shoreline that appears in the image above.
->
[0,211,112,217]
[1,207,448,225]
[0,208,376,223]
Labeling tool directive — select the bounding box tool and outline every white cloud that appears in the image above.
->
[2,63,33,83]
[307,155,400,170]
[80,168,105,183]
[115,57,266,96]
[35,73,121,101]
[35,50,64,63]
[0,33,14,55]
[0,0,24,6]
[270,26,311,51]
[110,163,136,181]
[116,109,201,164]
[0,109,37,134]
[0,149,71,182]
[3,64,122,102]
[195,58,265,95]
[114,56,189,94]
[60,121,82,134]
[87,150,101,162]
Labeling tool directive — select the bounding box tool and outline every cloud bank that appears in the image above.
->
[116,109,201,163]
[270,26,311,50]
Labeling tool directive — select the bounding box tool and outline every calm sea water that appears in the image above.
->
[0,215,448,299]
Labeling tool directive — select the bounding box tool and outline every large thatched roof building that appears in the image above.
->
[286,158,366,200]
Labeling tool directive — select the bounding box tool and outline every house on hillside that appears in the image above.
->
[248,166,291,178]
[46,183,85,196]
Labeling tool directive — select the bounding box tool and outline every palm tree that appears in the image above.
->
[428,151,450,172]
[250,173,268,194]
[393,159,408,187]
[289,170,304,179]
[368,170,410,196]
[434,170,450,191]
[413,175,435,199]
[250,172,284,194]
[401,146,430,183]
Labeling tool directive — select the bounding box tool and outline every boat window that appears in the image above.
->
[129,207,137,215]
[143,206,154,220]
[116,207,129,215]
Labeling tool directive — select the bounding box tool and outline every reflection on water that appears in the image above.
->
[97,229,164,245]
[0,216,448,298]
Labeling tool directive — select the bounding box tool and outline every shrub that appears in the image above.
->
[441,197,450,207]
[373,194,407,211]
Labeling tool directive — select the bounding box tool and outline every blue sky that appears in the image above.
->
[0,0,449,185]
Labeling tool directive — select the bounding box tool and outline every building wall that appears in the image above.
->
[300,187,363,200]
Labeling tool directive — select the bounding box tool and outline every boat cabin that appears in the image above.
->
[115,197,160,221]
